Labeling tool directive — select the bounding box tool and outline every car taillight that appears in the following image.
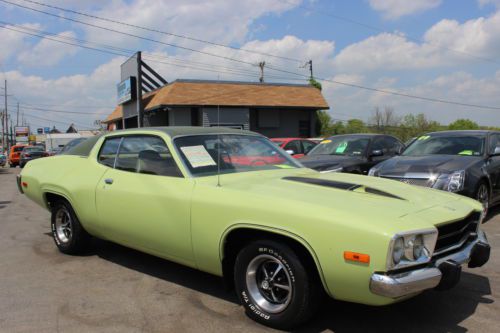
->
[24,153,31,157]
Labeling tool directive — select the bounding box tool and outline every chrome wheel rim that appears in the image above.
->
[246,254,292,314]
[477,184,489,214]
[55,207,72,243]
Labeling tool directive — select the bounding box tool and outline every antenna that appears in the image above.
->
[216,74,221,187]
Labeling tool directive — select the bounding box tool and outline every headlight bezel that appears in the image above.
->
[386,228,438,271]
[433,170,465,192]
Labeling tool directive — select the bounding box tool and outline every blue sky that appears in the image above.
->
[1,0,500,130]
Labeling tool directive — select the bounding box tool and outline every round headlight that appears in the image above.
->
[392,237,405,264]
[413,235,424,259]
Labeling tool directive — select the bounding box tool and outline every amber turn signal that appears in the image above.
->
[344,251,370,264]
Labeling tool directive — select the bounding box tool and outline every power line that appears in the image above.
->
[0,23,267,80]
[1,11,499,111]
[15,0,303,63]
[277,0,500,66]
[0,0,263,68]
[8,103,105,115]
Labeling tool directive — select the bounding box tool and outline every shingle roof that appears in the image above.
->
[104,79,329,123]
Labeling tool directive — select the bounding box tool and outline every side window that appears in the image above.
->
[370,137,385,153]
[98,137,122,168]
[490,134,500,154]
[284,140,303,154]
[384,136,403,155]
[115,135,182,177]
[302,140,316,154]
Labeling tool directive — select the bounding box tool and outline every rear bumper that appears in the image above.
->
[370,230,490,298]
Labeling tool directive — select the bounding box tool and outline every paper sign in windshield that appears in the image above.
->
[335,142,347,153]
[180,145,216,168]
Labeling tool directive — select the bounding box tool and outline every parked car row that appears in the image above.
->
[18,126,491,330]
[273,131,500,215]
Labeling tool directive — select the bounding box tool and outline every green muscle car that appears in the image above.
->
[18,127,490,330]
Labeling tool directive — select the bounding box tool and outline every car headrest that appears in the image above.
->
[138,150,161,161]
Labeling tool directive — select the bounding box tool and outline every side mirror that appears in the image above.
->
[491,147,500,156]
[371,149,383,157]
[285,150,295,155]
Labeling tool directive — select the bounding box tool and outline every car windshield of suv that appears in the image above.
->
[403,135,485,156]
[308,136,370,156]
[175,134,301,176]
[23,147,44,152]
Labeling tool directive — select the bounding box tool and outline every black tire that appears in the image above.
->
[51,200,91,255]
[234,240,320,330]
[19,163,25,168]
[9,163,15,168]
[475,181,490,217]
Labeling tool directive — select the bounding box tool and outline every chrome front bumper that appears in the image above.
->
[370,230,489,298]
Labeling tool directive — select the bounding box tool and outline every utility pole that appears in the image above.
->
[2,80,7,153]
[16,102,19,126]
[302,60,313,80]
[259,61,266,83]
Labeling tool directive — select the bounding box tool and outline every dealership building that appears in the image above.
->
[103,53,329,138]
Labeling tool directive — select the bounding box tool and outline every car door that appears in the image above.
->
[95,134,195,266]
[487,133,500,202]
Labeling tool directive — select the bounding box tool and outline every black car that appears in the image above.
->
[19,146,48,168]
[300,134,405,174]
[369,130,500,214]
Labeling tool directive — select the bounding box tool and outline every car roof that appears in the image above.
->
[426,130,499,136]
[271,137,306,141]
[106,126,260,138]
[325,133,385,139]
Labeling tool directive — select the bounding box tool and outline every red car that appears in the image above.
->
[271,138,317,159]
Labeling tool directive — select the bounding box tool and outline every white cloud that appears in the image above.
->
[0,23,41,63]
[82,0,302,49]
[322,71,500,126]
[18,31,78,67]
[478,0,500,8]
[369,0,441,19]
[333,11,500,72]
[4,57,125,129]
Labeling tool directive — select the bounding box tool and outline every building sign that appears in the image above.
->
[44,127,50,134]
[15,126,29,137]
[37,128,43,134]
[117,76,136,105]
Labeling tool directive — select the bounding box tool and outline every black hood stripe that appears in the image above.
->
[282,176,404,200]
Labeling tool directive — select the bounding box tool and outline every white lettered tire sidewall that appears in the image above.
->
[234,240,317,330]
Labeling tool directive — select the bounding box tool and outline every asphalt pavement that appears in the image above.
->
[0,166,499,332]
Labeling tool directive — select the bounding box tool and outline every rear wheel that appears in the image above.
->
[475,181,489,217]
[9,163,16,168]
[234,240,320,330]
[51,200,91,254]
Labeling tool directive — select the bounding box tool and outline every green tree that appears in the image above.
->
[316,110,333,136]
[309,77,322,91]
[448,119,479,130]
[401,113,442,142]
[344,119,366,133]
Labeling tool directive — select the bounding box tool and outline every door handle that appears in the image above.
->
[104,178,114,185]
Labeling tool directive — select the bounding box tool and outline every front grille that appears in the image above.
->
[381,176,432,187]
[434,212,480,256]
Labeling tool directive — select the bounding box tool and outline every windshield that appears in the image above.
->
[174,134,301,177]
[403,135,485,156]
[60,138,86,153]
[308,136,370,156]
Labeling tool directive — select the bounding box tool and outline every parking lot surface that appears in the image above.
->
[0,167,499,332]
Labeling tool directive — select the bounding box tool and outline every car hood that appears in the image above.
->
[375,155,481,176]
[299,155,363,171]
[197,168,480,229]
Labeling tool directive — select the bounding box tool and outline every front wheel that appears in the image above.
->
[51,200,91,255]
[475,181,489,217]
[234,240,320,330]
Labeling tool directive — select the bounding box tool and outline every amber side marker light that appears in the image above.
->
[22,182,28,188]
[344,251,370,264]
